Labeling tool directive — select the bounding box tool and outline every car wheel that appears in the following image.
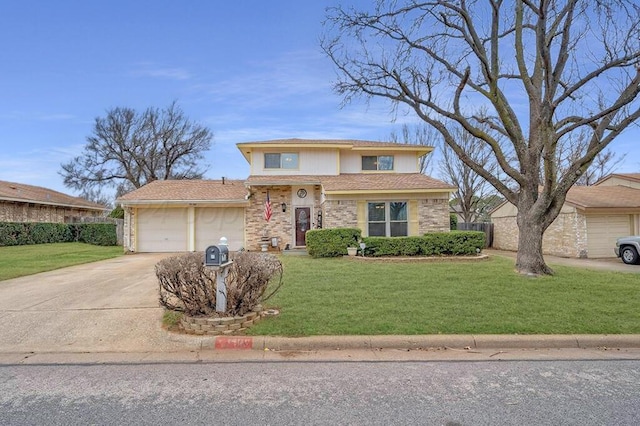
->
[620,246,640,265]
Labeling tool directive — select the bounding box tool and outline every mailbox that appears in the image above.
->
[205,245,229,266]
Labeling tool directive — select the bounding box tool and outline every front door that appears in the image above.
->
[295,207,310,246]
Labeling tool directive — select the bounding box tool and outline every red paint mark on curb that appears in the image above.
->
[215,337,254,350]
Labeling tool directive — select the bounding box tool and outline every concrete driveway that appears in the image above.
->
[0,254,201,355]
[486,249,640,274]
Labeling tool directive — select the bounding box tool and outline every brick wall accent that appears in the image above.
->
[492,211,588,258]
[123,206,135,252]
[322,200,358,229]
[0,200,102,223]
[419,198,450,233]
[246,187,295,250]
[180,309,263,335]
[322,197,450,235]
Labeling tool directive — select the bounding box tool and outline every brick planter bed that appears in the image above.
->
[180,306,264,336]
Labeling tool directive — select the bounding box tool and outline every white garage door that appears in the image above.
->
[586,215,631,258]
[137,208,188,252]
[195,207,245,251]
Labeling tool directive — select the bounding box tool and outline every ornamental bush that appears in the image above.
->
[362,231,485,257]
[306,228,361,258]
[156,251,283,317]
[74,223,118,246]
[0,221,117,246]
[450,213,458,230]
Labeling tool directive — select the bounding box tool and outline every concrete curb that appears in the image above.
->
[203,334,640,351]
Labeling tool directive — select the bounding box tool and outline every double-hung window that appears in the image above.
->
[367,201,408,237]
[362,155,394,171]
[264,153,298,169]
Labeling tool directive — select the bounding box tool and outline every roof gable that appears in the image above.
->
[594,173,640,188]
[0,180,106,211]
[565,184,640,210]
[491,184,640,216]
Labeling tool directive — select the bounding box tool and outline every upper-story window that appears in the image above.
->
[265,153,299,169]
[362,155,394,171]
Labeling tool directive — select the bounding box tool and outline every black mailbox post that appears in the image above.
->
[205,245,229,266]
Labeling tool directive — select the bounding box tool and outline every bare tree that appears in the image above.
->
[440,128,499,223]
[60,101,212,197]
[323,0,640,275]
[388,122,438,174]
[556,131,628,185]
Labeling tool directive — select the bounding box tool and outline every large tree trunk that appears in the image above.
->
[515,206,554,276]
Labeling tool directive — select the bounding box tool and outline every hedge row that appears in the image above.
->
[362,231,485,257]
[305,228,484,258]
[0,222,118,247]
[306,228,361,258]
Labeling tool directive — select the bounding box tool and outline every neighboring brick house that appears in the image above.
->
[0,180,107,223]
[118,139,455,253]
[491,173,640,258]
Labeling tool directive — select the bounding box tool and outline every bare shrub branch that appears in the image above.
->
[155,252,283,317]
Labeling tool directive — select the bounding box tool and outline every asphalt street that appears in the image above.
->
[1,359,639,425]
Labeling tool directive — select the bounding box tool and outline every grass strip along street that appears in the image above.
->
[0,242,123,281]
[248,255,640,336]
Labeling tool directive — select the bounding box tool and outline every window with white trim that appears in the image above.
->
[362,155,394,171]
[367,201,408,237]
[264,153,298,169]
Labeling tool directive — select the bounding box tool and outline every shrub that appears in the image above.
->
[450,214,458,230]
[306,228,361,258]
[156,251,283,317]
[74,223,118,246]
[226,252,283,316]
[108,206,124,219]
[362,231,485,257]
[0,221,117,247]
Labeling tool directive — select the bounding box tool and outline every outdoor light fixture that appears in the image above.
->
[281,202,287,212]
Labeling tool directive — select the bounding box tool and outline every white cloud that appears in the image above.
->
[0,145,83,194]
[200,49,335,109]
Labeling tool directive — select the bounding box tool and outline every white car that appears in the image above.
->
[614,236,640,265]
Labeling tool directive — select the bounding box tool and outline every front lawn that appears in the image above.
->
[0,242,123,281]
[248,256,640,336]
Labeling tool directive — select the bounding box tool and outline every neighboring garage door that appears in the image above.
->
[586,215,631,258]
[195,207,245,251]
[137,208,188,252]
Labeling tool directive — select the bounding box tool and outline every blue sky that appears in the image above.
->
[0,1,638,196]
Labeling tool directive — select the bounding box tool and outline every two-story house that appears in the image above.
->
[117,139,455,252]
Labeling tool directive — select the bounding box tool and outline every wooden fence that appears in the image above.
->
[457,222,494,248]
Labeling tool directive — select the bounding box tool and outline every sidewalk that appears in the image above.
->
[3,333,640,365]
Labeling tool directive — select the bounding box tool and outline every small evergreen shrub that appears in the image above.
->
[362,231,485,257]
[306,228,361,258]
[450,214,458,230]
[108,206,125,219]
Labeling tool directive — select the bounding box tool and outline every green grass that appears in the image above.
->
[248,256,640,336]
[0,242,123,281]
